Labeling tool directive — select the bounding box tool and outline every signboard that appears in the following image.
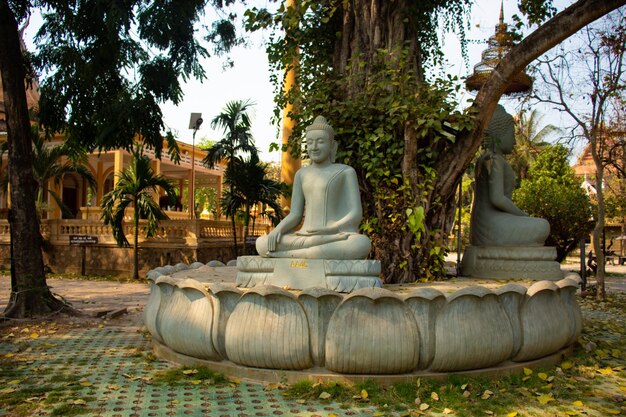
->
[69,235,98,245]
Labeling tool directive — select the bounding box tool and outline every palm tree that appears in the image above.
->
[510,109,561,184]
[222,153,285,255]
[101,147,176,279]
[1,128,97,218]
[203,99,258,256]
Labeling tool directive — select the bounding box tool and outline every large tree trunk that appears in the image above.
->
[0,3,72,318]
[334,0,423,283]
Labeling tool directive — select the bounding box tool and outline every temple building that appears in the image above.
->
[0,78,269,276]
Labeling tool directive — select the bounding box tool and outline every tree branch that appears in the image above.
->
[436,0,626,198]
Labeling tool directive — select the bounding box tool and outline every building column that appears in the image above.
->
[113,150,124,187]
[94,160,104,205]
[47,178,61,219]
[178,178,185,211]
[152,159,162,205]
[187,169,193,217]
[215,175,223,219]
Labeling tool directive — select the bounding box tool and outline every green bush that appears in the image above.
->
[513,145,593,261]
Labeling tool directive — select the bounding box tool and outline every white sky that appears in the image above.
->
[23,0,583,162]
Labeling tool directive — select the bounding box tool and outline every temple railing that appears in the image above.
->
[78,206,192,221]
[0,219,271,246]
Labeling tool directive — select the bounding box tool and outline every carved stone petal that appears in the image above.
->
[298,289,343,366]
[430,287,513,372]
[144,279,164,343]
[157,279,220,361]
[325,288,419,374]
[206,283,243,360]
[556,277,583,346]
[514,281,571,362]
[405,288,446,370]
[224,285,312,370]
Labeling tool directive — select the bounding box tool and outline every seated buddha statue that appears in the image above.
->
[470,105,550,247]
[255,116,371,259]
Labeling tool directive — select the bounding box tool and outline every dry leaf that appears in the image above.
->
[182,369,198,375]
[538,372,548,380]
[443,408,453,415]
[431,392,439,401]
[506,412,518,417]
[419,403,430,411]
[572,400,584,407]
[319,391,332,400]
[598,367,613,375]
[523,368,533,376]
[537,394,554,405]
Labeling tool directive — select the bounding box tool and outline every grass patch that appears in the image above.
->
[152,366,228,385]
[46,271,138,283]
[49,403,92,417]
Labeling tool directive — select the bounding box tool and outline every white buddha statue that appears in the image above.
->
[470,105,550,247]
[255,116,371,259]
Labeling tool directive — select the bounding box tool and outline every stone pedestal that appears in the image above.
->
[461,246,563,280]
[236,256,382,293]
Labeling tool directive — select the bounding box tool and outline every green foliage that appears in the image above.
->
[508,109,560,185]
[222,153,285,254]
[26,0,241,159]
[203,99,257,169]
[513,145,594,261]
[101,147,175,247]
[202,99,259,256]
[100,146,176,278]
[1,125,96,218]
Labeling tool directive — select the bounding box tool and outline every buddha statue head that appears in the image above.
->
[305,116,338,163]
[483,105,516,154]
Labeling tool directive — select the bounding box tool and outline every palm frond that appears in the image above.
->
[47,189,76,219]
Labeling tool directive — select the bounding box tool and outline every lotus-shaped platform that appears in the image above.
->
[145,262,582,383]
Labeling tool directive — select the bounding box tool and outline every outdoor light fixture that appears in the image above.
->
[189,113,203,219]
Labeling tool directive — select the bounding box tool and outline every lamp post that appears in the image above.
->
[189,113,203,219]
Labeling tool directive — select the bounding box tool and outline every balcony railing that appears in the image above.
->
[0,218,271,247]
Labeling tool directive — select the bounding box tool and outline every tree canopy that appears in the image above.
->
[0,0,240,317]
